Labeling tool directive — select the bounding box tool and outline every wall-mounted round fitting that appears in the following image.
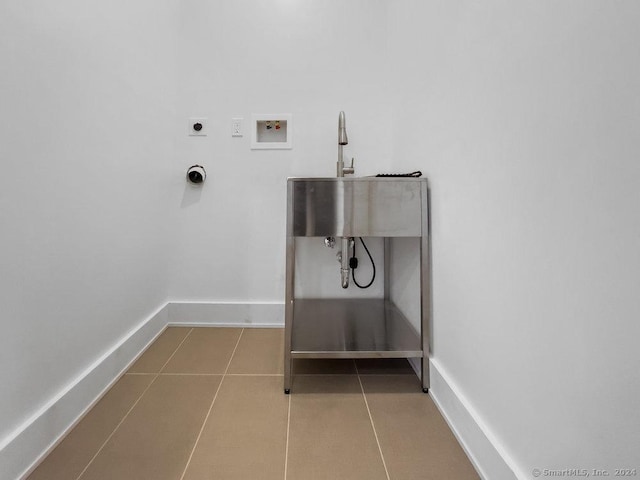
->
[186,165,206,185]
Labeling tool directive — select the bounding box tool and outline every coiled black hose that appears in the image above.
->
[352,237,375,289]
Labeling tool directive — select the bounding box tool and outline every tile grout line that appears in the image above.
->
[355,360,391,480]
[75,328,195,480]
[178,328,245,480]
[283,392,292,480]
[158,328,196,374]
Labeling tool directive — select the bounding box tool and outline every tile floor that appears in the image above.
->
[28,327,479,480]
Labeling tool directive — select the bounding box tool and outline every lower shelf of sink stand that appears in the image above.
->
[290,298,423,359]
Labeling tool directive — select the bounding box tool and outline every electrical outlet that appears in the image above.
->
[232,117,243,137]
[188,117,207,136]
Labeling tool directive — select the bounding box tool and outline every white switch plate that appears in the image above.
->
[232,117,243,137]
[188,117,207,136]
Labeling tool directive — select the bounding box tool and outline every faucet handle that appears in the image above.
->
[344,157,355,175]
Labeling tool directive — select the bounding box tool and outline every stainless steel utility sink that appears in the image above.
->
[284,176,431,394]
[289,177,425,237]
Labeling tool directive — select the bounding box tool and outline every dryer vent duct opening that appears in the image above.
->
[186,165,206,185]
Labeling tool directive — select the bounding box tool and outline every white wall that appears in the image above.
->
[0,0,177,454]
[168,0,393,301]
[4,1,640,478]
[1,1,394,475]
[387,0,640,476]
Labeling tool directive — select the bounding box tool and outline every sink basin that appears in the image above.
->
[287,177,426,237]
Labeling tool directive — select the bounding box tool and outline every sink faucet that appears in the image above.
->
[337,111,354,177]
[337,111,353,288]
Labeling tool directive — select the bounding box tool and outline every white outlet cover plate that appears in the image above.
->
[188,117,208,136]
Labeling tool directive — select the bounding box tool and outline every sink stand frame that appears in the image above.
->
[284,178,431,394]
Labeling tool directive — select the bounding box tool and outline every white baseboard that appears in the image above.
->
[167,301,284,327]
[3,301,284,480]
[3,304,169,480]
[429,358,519,480]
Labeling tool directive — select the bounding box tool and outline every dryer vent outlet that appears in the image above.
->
[186,165,206,185]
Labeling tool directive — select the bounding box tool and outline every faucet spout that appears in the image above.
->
[338,111,348,146]
[337,111,354,177]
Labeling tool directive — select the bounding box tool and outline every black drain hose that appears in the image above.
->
[351,237,376,289]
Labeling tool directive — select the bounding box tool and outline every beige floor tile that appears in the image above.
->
[78,374,221,480]
[287,375,387,480]
[162,327,242,374]
[183,375,288,480]
[27,374,154,480]
[292,358,356,375]
[355,358,416,375]
[361,375,480,480]
[28,328,479,480]
[227,328,284,374]
[128,327,192,373]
